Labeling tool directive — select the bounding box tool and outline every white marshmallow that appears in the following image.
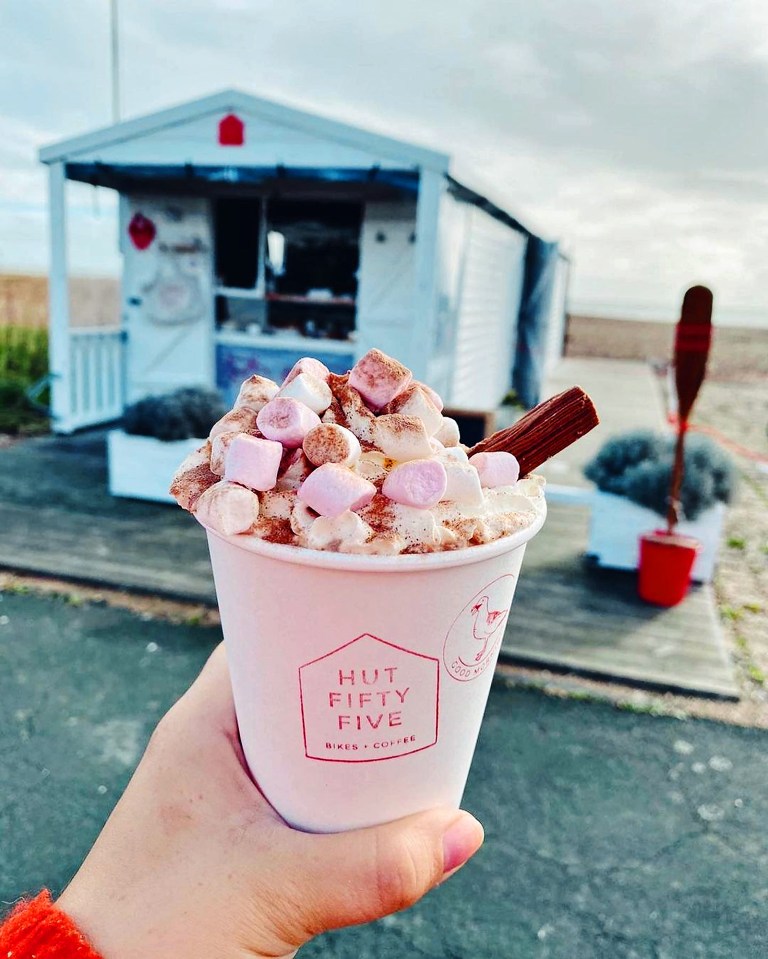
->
[209,407,260,440]
[305,511,373,551]
[441,460,485,508]
[374,414,434,462]
[194,481,260,536]
[277,372,333,415]
[303,424,361,467]
[210,430,241,476]
[434,416,461,447]
[385,385,443,436]
[234,375,279,412]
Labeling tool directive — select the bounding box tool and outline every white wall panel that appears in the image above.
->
[449,206,527,409]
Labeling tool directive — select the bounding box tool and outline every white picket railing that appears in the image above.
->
[56,327,124,433]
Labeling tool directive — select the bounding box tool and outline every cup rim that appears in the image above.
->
[202,503,547,572]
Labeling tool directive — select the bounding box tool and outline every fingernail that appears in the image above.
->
[442,813,484,874]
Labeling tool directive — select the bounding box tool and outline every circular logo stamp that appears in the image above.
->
[443,575,518,682]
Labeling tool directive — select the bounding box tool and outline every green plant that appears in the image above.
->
[0,377,48,434]
[584,430,736,520]
[122,387,226,441]
[0,325,48,381]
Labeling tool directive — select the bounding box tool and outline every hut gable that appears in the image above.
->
[39,89,450,177]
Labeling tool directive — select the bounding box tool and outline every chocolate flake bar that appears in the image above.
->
[468,387,599,476]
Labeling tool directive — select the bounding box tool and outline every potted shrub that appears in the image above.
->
[583,430,735,584]
[108,387,225,502]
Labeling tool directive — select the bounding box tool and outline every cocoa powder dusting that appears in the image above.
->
[259,517,295,545]
[170,464,218,511]
[359,493,396,533]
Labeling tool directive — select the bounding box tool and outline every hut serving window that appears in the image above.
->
[214,197,360,342]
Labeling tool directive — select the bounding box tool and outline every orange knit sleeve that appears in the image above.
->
[0,890,103,959]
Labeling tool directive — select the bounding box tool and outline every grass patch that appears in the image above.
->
[747,665,766,685]
[0,325,49,434]
[720,604,743,622]
[726,535,747,550]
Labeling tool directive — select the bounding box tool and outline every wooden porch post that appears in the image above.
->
[47,162,72,433]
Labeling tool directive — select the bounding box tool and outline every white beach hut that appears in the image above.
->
[39,89,568,436]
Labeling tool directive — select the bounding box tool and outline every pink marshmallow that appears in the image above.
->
[348,348,412,410]
[382,459,447,510]
[468,451,521,488]
[298,463,376,517]
[223,433,283,491]
[257,397,321,448]
[283,357,331,386]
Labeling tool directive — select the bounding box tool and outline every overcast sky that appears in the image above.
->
[2,0,768,323]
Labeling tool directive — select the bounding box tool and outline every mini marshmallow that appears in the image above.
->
[385,384,443,436]
[415,381,444,411]
[434,416,461,447]
[441,460,485,508]
[234,374,279,412]
[210,407,260,440]
[223,433,283,491]
[194,481,260,536]
[210,430,243,476]
[382,459,447,510]
[298,463,376,517]
[257,397,321,448]
[374,414,434,462]
[326,374,377,443]
[437,444,469,463]
[277,372,333,415]
[469,451,521,488]
[283,356,331,385]
[275,449,314,491]
[306,510,373,551]
[169,445,218,510]
[303,423,361,467]
[348,348,412,410]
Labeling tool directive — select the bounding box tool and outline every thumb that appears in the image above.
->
[286,807,484,940]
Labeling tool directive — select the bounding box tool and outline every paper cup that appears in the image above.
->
[205,506,546,832]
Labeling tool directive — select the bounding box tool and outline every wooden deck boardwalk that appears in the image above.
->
[501,503,738,699]
[499,357,737,699]
[0,358,738,699]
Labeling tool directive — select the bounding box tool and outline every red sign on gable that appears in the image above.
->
[218,113,245,146]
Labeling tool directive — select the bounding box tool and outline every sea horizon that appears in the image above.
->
[570,300,768,330]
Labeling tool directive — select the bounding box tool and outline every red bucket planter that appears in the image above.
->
[638,530,701,607]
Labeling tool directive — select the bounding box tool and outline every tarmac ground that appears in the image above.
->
[2,589,767,958]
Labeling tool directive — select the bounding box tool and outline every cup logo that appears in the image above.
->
[299,634,439,762]
[443,575,518,682]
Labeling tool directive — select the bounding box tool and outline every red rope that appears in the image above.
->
[667,412,768,464]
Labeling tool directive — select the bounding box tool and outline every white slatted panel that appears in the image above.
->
[61,329,124,431]
[450,208,527,408]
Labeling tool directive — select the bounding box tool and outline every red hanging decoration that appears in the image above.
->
[128,212,156,251]
[218,113,245,146]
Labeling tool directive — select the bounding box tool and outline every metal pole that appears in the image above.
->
[110,0,121,122]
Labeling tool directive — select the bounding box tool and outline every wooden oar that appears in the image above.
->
[666,285,713,531]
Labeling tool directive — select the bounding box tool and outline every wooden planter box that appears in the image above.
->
[108,430,205,503]
[587,491,726,583]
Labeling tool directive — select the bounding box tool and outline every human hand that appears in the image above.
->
[57,644,484,959]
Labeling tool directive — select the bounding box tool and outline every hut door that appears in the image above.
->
[121,196,214,403]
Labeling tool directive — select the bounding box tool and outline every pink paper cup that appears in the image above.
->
[204,506,546,832]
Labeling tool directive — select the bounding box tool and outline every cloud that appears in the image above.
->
[0,0,767,320]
